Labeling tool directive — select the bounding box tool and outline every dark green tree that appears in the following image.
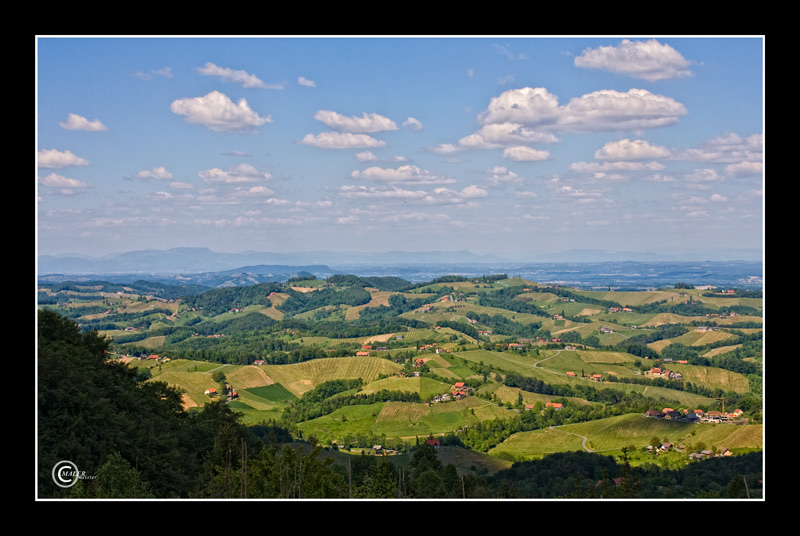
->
[94,452,154,498]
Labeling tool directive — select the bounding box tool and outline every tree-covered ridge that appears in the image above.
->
[490,449,762,498]
[181,282,286,315]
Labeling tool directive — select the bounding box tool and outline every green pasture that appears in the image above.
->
[577,289,689,307]
[491,384,592,408]
[490,413,763,462]
[648,329,737,353]
[453,349,541,377]
[666,363,751,394]
[144,360,237,407]
[298,396,518,444]
[559,413,763,453]
[489,428,588,461]
[402,301,542,327]
[289,279,327,288]
[261,356,402,398]
[228,380,298,425]
[360,375,452,400]
[244,383,297,403]
[593,312,660,326]
[540,349,640,379]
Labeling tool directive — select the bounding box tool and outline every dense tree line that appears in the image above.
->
[326,274,414,291]
[39,279,207,300]
[631,299,760,317]
[356,291,455,325]
[38,309,259,497]
[118,312,430,365]
[476,287,549,316]
[182,282,286,315]
[489,449,762,498]
[277,285,373,316]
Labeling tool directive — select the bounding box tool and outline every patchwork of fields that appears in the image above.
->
[43,273,762,466]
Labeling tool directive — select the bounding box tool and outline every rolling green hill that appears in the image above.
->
[38,272,763,497]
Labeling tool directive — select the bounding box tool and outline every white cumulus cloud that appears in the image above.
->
[477,87,686,134]
[724,161,762,178]
[38,172,92,192]
[298,76,316,87]
[403,117,423,131]
[314,110,398,133]
[59,113,108,131]
[199,163,272,184]
[502,146,552,162]
[594,139,671,161]
[37,148,90,169]
[300,131,387,149]
[134,166,173,180]
[196,62,282,89]
[351,164,454,185]
[460,122,560,149]
[574,39,693,82]
[171,91,272,132]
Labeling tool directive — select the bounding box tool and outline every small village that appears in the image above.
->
[644,406,746,424]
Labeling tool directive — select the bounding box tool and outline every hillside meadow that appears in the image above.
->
[489,413,763,463]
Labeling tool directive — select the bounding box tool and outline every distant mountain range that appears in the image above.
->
[37,246,762,277]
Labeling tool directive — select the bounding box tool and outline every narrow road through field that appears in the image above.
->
[533,348,569,377]
[549,426,593,452]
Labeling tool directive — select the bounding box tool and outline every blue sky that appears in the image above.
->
[36,36,764,260]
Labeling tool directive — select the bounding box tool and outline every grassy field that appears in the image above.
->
[648,328,737,352]
[455,348,714,408]
[489,413,763,462]
[140,359,236,407]
[666,363,751,393]
[360,375,452,400]
[261,357,402,398]
[297,395,519,445]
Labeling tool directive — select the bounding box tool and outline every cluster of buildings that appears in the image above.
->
[138,353,169,362]
[647,367,683,380]
[430,381,473,403]
[645,407,745,423]
[647,441,736,459]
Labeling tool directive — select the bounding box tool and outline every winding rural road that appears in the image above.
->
[549,426,593,452]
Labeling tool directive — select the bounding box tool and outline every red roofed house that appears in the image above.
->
[546,402,563,410]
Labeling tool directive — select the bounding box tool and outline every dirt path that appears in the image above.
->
[549,426,593,452]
